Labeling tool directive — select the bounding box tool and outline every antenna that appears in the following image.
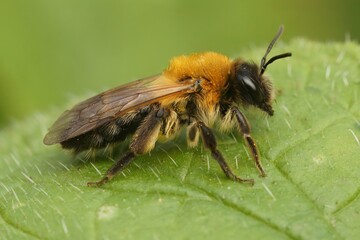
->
[260,25,292,75]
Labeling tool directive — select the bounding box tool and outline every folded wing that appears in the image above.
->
[44,75,197,145]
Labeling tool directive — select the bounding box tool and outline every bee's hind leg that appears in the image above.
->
[87,151,136,187]
[87,109,164,187]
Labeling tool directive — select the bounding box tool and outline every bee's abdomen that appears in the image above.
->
[60,107,152,153]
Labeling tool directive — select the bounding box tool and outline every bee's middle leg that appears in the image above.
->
[197,121,254,184]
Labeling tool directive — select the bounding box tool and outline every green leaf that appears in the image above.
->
[1,39,360,240]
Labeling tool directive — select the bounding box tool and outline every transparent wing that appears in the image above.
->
[44,75,197,145]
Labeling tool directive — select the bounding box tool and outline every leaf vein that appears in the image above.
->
[0,206,41,240]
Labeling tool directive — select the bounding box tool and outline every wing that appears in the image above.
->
[43,75,198,145]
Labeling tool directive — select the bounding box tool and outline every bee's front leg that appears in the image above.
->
[231,107,266,177]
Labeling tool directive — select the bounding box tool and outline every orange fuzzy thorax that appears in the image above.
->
[164,52,231,90]
[163,52,231,107]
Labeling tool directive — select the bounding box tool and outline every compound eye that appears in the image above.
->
[237,70,257,92]
[241,76,257,91]
[236,64,257,91]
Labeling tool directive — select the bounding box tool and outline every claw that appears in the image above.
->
[233,176,255,185]
[87,176,109,187]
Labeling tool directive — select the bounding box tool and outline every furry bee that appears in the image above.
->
[44,26,291,187]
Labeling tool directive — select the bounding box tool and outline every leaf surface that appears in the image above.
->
[1,39,360,240]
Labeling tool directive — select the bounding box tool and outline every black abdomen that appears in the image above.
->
[60,107,152,153]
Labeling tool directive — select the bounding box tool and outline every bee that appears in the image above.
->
[44,26,291,187]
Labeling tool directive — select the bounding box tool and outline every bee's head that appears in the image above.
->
[233,61,275,115]
[229,26,291,116]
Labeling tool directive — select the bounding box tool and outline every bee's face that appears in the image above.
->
[233,61,274,115]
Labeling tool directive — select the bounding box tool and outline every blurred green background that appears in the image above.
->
[0,0,358,128]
